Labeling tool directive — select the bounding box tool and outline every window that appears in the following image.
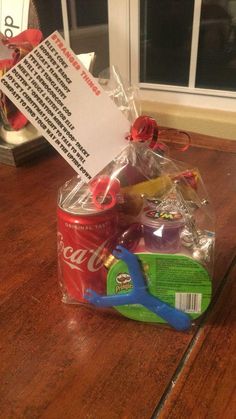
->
[140,0,195,86]
[196,0,236,91]
[108,0,236,112]
[32,0,109,77]
[34,0,236,114]
[62,0,109,76]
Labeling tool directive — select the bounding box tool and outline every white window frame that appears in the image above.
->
[108,0,236,112]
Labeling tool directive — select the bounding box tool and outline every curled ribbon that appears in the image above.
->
[158,128,191,152]
[127,115,190,153]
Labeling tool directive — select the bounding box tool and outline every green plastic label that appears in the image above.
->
[107,253,211,323]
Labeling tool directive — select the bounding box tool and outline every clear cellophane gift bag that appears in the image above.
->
[57,67,215,331]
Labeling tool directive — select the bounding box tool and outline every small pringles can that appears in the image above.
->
[57,184,119,303]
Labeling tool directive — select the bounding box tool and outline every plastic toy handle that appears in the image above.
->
[143,295,191,331]
[113,245,147,289]
[84,289,137,307]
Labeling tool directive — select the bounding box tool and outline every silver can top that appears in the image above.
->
[58,182,113,215]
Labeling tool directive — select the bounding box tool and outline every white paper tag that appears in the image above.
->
[0,31,130,181]
[0,0,30,37]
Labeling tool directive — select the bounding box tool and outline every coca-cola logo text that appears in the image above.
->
[57,232,108,273]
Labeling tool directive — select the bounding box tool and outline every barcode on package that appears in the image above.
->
[175,293,202,313]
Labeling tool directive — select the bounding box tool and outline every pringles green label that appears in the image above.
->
[107,253,211,323]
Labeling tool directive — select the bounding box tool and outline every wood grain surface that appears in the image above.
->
[158,263,236,419]
[0,146,235,419]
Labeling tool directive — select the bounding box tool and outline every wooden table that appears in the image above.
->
[0,144,235,419]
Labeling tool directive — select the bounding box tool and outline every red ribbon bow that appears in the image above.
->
[127,115,162,150]
[127,115,190,153]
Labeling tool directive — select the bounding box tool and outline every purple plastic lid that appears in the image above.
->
[141,209,185,229]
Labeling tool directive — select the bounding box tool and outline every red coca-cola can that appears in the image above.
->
[57,188,119,303]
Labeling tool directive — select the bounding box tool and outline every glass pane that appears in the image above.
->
[67,0,109,77]
[196,0,236,91]
[32,0,64,37]
[140,0,194,86]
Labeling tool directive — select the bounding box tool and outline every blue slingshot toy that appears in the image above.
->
[84,246,191,331]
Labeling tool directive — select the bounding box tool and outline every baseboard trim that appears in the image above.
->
[161,128,236,153]
[142,101,236,151]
